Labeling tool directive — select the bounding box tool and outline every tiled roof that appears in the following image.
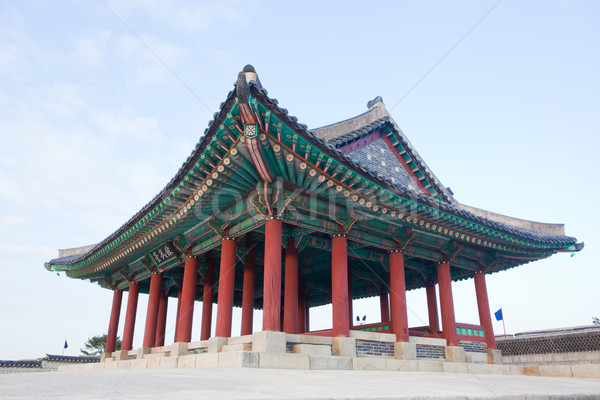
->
[42,354,100,363]
[47,75,579,268]
[325,117,390,148]
[345,138,416,189]
[246,84,578,246]
[0,360,41,368]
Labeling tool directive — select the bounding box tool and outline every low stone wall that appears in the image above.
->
[416,344,445,359]
[0,367,47,374]
[504,351,600,366]
[355,340,394,357]
[409,336,447,360]
[459,340,487,354]
[497,326,600,366]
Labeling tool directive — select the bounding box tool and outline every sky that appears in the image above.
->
[0,0,598,360]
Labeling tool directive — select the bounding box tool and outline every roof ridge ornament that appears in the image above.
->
[367,96,384,109]
[236,64,262,104]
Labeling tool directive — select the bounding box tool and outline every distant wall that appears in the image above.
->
[497,326,600,365]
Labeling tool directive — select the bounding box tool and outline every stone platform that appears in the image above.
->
[62,331,600,379]
[2,368,600,399]
[59,331,600,379]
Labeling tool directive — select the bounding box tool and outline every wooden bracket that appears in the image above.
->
[118,266,135,283]
[394,227,415,251]
[248,190,268,216]
[98,273,116,290]
[480,252,499,273]
[334,207,358,234]
[208,215,230,237]
[171,234,190,256]
[443,240,461,263]
[141,255,157,274]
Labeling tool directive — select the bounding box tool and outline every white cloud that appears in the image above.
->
[71,30,112,67]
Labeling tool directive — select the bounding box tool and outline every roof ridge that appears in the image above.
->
[327,116,390,147]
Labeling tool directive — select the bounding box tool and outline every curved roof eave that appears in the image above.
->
[246,84,579,247]
[47,73,581,269]
[47,87,239,267]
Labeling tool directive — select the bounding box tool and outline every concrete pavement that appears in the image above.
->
[1,368,600,399]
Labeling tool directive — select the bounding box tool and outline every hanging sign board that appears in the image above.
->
[150,242,178,266]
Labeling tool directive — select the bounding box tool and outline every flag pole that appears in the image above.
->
[501,306,507,338]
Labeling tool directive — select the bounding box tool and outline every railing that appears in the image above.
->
[407,326,441,338]
[351,322,392,333]
[456,323,486,342]
[306,322,486,342]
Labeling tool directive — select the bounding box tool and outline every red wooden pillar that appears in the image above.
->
[240,246,256,336]
[298,275,306,333]
[380,290,390,323]
[105,290,122,353]
[304,304,310,332]
[122,282,139,351]
[201,258,215,340]
[437,262,458,346]
[426,281,440,333]
[154,291,168,347]
[331,233,349,337]
[474,272,497,349]
[389,251,409,342]
[143,273,162,348]
[176,257,198,343]
[283,237,299,334]
[174,285,183,342]
[348,262,353,328]
[216,239,237,337]
[263,218,282,331]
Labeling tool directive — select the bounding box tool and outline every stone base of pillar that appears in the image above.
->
[332,337,356,357]
[100,352,110,362]
[136,347,151,359]
[445,346,466,362]
[170,342,188,357]
[394,342,416,360]
[252,331,286,353]
[208,337,228,353]
[113,350,129,361]
[487,348,503,364]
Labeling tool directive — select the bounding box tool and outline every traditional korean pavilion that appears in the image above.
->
[45,66,582,367]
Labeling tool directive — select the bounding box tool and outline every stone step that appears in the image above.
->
[291,343,331,356]
[227,335,253,345]
[299,335,332,345]
[143,352,169,359]
[221,343,252,352]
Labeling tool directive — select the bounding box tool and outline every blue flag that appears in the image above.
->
[494,308,503,321]
[64,339,68,349]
